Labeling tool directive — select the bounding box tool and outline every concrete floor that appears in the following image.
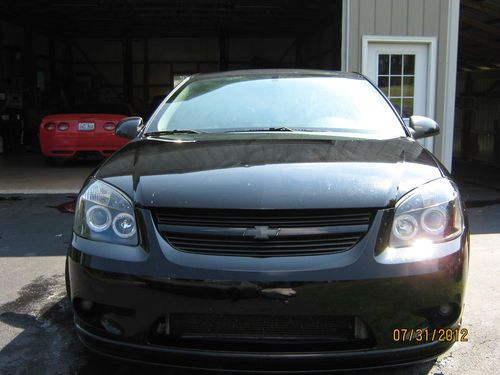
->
[0,153,95,194]
[0,193,499,375]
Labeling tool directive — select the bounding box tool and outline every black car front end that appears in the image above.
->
[66,71,469,372]
[67,176,469,372]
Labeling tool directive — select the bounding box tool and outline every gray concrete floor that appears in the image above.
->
[0,153,95,194]
[0,193,499,375]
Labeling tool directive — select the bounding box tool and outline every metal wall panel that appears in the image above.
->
[346,0,458,170]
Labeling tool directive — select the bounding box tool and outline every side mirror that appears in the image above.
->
[115,117,143,139]
[409,115,440,139]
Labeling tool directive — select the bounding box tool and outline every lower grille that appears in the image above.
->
[154,208,374,257]
[169,314,355,340]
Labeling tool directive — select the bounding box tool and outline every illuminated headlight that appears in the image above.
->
[379,178,464,263]
[74,180,138,245]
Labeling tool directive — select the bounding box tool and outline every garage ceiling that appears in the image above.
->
[459,0,500,71]
[2,1,499,70]
[0,0,341,38]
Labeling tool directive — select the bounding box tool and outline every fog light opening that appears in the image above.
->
[79,299,94,312]
[100,317,123,336]
[432,303,461,327]
[354,317,370,340]
[438,303,454,317]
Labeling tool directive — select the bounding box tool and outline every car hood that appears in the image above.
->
[95,135,443,209]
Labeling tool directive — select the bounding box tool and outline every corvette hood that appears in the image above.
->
[95,136,443,209]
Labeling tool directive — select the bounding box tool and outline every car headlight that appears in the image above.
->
[74,180,138,245]
[378,178,464,263]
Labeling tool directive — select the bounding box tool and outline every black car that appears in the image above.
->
[67,70,469,372]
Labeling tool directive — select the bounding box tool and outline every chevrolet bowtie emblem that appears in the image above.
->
[244,226,280,240]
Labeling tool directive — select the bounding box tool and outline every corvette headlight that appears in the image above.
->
[378,179,464,263]
[74,180,138,245]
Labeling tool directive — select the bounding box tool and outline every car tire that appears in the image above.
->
[45,157,69,166]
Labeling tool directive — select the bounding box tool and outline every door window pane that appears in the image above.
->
[390,97,402,113]
[403,77,414,96]
[378,76,389,96]
[378,55,389,75]
[402,98,414,118]
[377,53,415,118]
[403,55,415,75]
[390,55,402,75]
[390,77,402,97]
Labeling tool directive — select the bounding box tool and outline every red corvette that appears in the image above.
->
[39,103,133,164]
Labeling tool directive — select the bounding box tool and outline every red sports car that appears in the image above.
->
[39,103,133,165]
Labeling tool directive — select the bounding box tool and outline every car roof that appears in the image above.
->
[189,69,364,82]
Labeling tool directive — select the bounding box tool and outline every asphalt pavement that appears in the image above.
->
[0,192,499,375]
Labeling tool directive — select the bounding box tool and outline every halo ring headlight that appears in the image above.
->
[112,213,137,238]
[392,214,418,240]
[85,205,112,232]
[421,207,447,235]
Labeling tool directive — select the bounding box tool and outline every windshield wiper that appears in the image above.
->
[224,126,295,133]
[145,129,205,136]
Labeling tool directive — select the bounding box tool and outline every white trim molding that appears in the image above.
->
[361,35,437,120]
[440,0,460,171]
[341,0,350,71]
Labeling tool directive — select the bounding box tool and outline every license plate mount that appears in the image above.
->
[78,122,95,131]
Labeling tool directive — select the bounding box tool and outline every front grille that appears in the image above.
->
[156,208,372,228]
[169,314,355,340]
[154,208,375,257]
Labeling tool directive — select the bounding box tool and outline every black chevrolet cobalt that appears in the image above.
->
[67,70,469,372]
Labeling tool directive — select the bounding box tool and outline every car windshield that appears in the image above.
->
[148,74,406,138]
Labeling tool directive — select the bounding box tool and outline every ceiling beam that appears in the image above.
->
[460,15,500,37]
[460,31,500,51]
[462,0,500,20]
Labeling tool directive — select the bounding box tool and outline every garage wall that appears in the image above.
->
[301,24,341,69]
[0,21,67,109]
[72,32,338,114]
[345,0,460,170]
[2,5,341,117]
[72,37,299,113]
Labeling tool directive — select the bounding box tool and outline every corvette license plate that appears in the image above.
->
[78,122,95,131]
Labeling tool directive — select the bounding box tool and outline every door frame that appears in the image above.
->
[361,36,437,148]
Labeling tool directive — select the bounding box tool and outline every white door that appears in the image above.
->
[364,42,433,149]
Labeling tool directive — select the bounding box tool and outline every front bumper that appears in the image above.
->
[68,208,469,372]
[77,321,454,373]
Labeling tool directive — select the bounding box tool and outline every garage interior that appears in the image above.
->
[1,0,500,193]
[0,0,342,192]
[453,0,500,185]
[0,3,340,139]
